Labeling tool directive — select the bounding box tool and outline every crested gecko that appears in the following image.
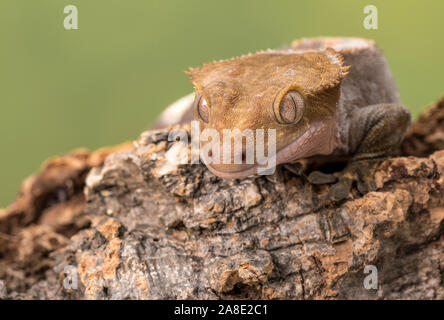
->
[154,37,411,200]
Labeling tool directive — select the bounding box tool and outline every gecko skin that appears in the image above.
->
[156,37,411,200]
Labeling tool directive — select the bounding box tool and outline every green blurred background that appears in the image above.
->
[1,0,443,207]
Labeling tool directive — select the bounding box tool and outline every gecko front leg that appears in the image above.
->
[309,103,411,201]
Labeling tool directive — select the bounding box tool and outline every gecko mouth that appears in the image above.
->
[205,121,335,179]
[206,163,258,179]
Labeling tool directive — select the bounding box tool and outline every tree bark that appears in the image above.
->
[1,99,443,300]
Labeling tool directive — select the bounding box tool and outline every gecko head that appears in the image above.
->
[187,49,349,179]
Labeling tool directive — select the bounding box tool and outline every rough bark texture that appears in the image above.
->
[1,99,444,300]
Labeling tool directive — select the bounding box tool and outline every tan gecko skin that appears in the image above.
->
[156,37,411,200]
[188,48,348,177]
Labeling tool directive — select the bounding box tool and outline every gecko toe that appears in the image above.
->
[327,159,380,201]
[357,179,376,195]
[328,179,352,201]
[307,171,338,184]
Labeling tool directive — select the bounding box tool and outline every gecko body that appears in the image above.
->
[155,37,410,199]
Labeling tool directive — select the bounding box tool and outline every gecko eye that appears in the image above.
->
[196,96,210,123]
[274,90,305,124]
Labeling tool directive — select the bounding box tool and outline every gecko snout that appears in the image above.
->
[200,136,258,178]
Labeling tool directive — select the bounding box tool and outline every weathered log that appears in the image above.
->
[0,98,443,299]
